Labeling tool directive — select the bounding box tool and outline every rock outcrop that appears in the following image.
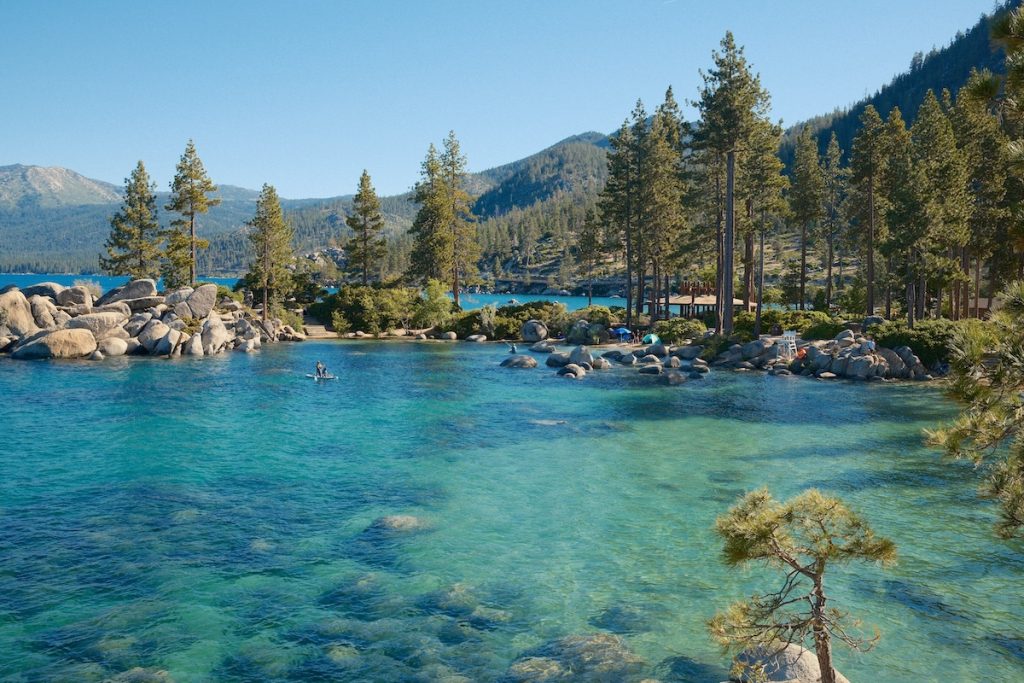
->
[1,279,302,363]
[520,319,548,342]
[733,644,849,683]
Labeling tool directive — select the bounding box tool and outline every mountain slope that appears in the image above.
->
[0,164,121,209]
[780,1,1015,163]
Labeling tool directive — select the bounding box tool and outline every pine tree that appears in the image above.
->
[850,105,887,315]
[695,32,771,333]
[247,184,294,322]
[100,161,162,279]
[789,127,826,310]
[165,139,220,286]
[740,119,788,335]
[820,134,847,310]
[881,107,931,327]
[598,120,638,326]
[577,208,605,306]
[439,131,478,308]
[911,90,970,320]
[710,488,896,683]
[346,170,386,285]
[407,144,452,284]
[954,70,1010,318]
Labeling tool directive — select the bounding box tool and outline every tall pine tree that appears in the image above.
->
[850,105,887,316]
[247,184,294,322]
[820,134,847,310]
[346,170,386,285]
[439,131,478,308]
[100,161,163,279]
[165,140,220,287]
[789,127,826,310]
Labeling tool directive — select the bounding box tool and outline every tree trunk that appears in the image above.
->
[754,214,766,337]
[825,231,834,310]
[664,272,671,320]
[715,162,724,335]
[625,230,634,329]
[799,221,807,310]
[190,212,197,287]
[974,257,981,318]
[885,255,892,320]
[866,178,875,315]
[723,150,736,334]
[917,270,926,321]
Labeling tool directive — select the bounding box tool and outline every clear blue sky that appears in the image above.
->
[2,0,997,198]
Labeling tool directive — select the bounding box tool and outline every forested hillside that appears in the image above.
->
[779,1,1015,164]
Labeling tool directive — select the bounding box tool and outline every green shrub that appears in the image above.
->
[330,310,350,335]
[215,284,242,302]
[870,318,974,366]
[699,332,754,360]
[569,305,614,327]
[308,285,418,335]
[653,318,708,344]
[277,308,304,331]
[735,309,834,335]
[413,279,455,329]
[802,319,847,340]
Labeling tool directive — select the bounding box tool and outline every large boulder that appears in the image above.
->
[56,285,94,308]
[734,644,849,683]
[674,345,703,360]
[185,284,218,319]
[12,328,97,359]
[557,363,587,378]
[545,352,571,368]
[0,289,39,338]
[876,347,907,379]
[520,319,548,342]
[137,320,171,354]
[154,329,184,356]
[164,287,194,306]
[97,337,129,357]
[646,343,670,358]
[565,319,598,345]
[20,282,65,300]
[862,315,885,330]
[183,333,205,356]
[28,295,59,329]
[466,334,487,342]
[67,311,128,339]
[97,278,157,305]
[568,345,593,365]
[201,315,232,354]
[500,354,537,368]
[530,341,555,353]
[742,338,774,360]
[122,296,166,313]
[93,301,133,318]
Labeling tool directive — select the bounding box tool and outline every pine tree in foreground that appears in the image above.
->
[710,488,896,683]
[247,184,294,322]
[929,281,1024,539]
[165,139,220,286]
[345,170,386,285]
[100,161,163,279]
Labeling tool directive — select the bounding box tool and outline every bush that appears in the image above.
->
[802,319,847,340]
[413,279,455,329]
[735,309,834,335]
[569,305,614,327]
[870,318,975,366]
[653,318,708,344]
[331,310,350,335]
[215,284,242,303]
[700,332,754,361]
[308,285,418,335]
[278,308,304,331]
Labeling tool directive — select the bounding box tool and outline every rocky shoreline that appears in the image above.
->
[0,278,305,361]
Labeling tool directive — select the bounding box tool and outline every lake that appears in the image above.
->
[0,341,1021,681]
[0,274,625,312]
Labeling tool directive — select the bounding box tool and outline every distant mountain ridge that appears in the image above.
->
[1,2,1016,275]
[0,164,121,209]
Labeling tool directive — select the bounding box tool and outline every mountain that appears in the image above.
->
[780,0,1016,164]
[0,164,121,209]
[0,131,610,274]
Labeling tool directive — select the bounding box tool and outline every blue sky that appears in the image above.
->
[2,0,997,198]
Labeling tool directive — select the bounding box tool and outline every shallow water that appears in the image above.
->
[0,341,1021,682]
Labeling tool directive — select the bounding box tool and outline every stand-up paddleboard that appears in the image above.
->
[306,373,338,380]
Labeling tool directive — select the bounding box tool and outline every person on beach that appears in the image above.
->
[315,360,327,378]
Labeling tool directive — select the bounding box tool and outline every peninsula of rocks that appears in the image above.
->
[0,279,305,361]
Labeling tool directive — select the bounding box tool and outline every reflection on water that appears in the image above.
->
[0,341,1021,681]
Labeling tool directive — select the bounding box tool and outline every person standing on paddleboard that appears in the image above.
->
[315,360,327,378]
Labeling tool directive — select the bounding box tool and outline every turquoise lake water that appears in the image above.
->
[0,274,624,312]
[1,341,1022,682]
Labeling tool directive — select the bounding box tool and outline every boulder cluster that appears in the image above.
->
[501,340,709,385]
[0,279,305,361]
[713,328,935,381]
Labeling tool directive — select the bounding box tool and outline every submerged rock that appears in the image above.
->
[502,633,646,682]
[367,515,429,533]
